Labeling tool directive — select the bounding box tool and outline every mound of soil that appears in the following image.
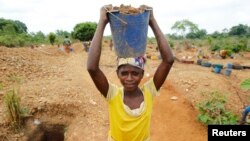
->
[110,4,149,14]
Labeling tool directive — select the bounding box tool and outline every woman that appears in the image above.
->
[87,5,174,141]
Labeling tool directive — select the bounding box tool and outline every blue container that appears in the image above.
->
[214,67,221,74]
[197,59,203,65]
[108,10,150,57]
[227,63,233,69]
[224,69,232,76]
[201,61,212,67]
[212,64,223,69]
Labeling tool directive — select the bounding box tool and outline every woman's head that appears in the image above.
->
[116,56,146,91]
[117,56,146,70]
[117,64,144,92]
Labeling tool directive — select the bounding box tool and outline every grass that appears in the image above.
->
[3,88,29,132]
[3,75,28,132]
[0,82,3,90]
[196,91,238,125]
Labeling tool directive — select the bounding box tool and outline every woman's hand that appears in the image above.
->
[147,7,155,26]
[100,4,112,24]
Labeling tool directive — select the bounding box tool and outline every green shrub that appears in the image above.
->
[210,44,221,51]
[0,82,3,90]
[4,75,28,132]
[72,22,97,41]
[240,78,250,90]
[196,91,238,125]
[168,39,174,48]
[4,89,28,132]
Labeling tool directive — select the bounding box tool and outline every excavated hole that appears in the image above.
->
[26,124,66,141]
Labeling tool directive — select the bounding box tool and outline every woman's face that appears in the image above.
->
[117,65,144,92]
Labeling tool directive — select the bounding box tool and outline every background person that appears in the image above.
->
[63,35,71,54]
[109,39,113,51]
[239,106,250,125]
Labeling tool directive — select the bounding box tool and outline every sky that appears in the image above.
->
[0,0,249,36]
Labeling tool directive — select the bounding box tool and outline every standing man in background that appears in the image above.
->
[63,35,71,54]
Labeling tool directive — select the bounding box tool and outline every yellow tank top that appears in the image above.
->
[108,85,153,141]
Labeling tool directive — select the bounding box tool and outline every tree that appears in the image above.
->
[55,30,70,37]
[171,19,199,38]
[30,31,46,43]
[0,18,27,34]
[72,22,97,41]
[2,24,16,34]
[48,32,56,45]
[14,20,27,33]
[210,31,222,38]
[186,29,207,39]
[229,24,248,36]
[221,28,229,37]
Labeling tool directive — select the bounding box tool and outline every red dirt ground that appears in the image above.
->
[0,42,249,141]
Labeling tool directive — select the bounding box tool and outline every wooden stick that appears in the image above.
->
[104,7,127,25]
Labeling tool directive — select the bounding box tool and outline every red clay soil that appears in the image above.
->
[0,42,249,141]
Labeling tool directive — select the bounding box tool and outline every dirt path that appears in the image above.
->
[151,82,207,141]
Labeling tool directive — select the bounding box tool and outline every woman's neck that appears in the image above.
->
[124,87,142,97]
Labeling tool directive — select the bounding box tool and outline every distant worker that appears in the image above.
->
[109,39,113,51]
[63,35,71,54]
[239,106,250,125]
[196,48,204,59]
[83,41,89,52]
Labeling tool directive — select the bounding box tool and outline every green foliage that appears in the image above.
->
[167,33,183,40]
[8,74,22,84]
[240,78,250,90]
[55,30,70,44]
[0,18,27,34]
[207,36,213,45]
[196,91,238,125]
[171,19,199,37]
[72,22,97,41]
[186,29,207,39]
[229,24,248,36]
[30,31,47,44]
[0,18,47,47]
[4,75,28,132]
[210,31,222,38]
[48,32,56,45]
[208,37,249,53]
[210,44,221,51]
[4,89,28,132]
[168,39,174,48]
[0,82,3,90]
[147,37,156,44]
[0,33,29,47]
[13,20,28,33]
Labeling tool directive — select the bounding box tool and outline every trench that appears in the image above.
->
[26,123,66,141]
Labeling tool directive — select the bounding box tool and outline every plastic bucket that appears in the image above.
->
[108,10,150,57]
[201,61,212,67]
[214,67,221,74]
[227,63,233,69]
[197,59,203,65]
[224,69,232,76]
[212,64,223,69]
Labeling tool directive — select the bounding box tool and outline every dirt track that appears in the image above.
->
[0,43,249,140]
